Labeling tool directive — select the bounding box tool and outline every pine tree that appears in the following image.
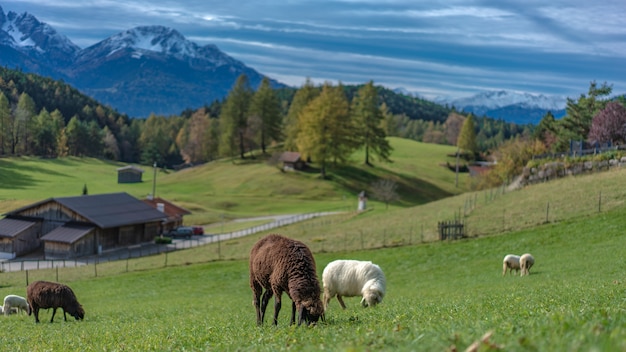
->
[284,78,319,151]
[13,92,36,155]
[351,81,392,165]
[0,92,10,155]
[297,82,356,178]
[249,77,282,154]
[219,74,253,159]
[457,114,478,159]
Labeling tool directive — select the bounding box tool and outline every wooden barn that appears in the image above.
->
[2,192,166,259]
[143,197,191,233]
[117,165,144,183]
[279,152,306,171]
[0,217,42,259]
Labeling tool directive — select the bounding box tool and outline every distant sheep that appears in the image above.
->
[520,253,535,276]
[249,234,324,326]
[322,260,386,311]
[3,295,30,315]
[502,254,521,276]
[26,281,84,323]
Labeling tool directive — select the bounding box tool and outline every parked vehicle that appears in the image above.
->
[191,226,204,235]
[164,227,193,239]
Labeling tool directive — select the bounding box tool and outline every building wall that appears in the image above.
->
[118,170,142,183]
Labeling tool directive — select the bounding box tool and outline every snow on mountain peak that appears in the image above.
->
[442,90,567,111]
[0,8,79,55]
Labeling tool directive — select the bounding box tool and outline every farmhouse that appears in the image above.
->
[0,192,166,259]
[143,196,191,233]
[279,151,306,171]
[117,165,144,183]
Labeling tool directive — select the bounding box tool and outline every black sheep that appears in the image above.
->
[26,280,85,323]
[249,234,324,326]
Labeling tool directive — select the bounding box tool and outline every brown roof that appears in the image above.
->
[143,197,191,218]
[279,152,302,163]
[0,218,37,238]
[41,224,95,244]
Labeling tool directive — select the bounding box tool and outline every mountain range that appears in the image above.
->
[0,6,282,117]
[434,90,567,125]
[1,5,566,124]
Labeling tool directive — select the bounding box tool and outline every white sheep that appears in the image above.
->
[3,294,30,315]
[520,253,535,276]
[502,254,521,276]
[322,259,386,311]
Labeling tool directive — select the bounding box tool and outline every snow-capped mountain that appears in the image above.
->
[436,90,568,124]
[0,6,283,117]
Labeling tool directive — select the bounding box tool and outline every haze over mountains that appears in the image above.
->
[0,5,566,123]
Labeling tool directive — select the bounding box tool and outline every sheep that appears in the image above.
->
[322,259,386,311]
[520,253,535,276]
[249,234,324,326]
[26,280,85,323]
[502,254,521,276]
[3,295,30,315]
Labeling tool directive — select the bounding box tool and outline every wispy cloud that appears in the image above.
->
[2,0,625,99]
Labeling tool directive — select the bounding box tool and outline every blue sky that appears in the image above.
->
[3,0,625,100]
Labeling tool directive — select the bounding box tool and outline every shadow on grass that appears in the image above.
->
[0,159,72,189]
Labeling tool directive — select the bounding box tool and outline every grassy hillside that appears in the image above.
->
[0,138,469,225]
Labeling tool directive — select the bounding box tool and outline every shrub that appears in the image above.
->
[155,236,172,244]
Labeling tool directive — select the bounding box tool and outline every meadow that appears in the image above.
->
[0,205,625,351]
[1,140,626,351]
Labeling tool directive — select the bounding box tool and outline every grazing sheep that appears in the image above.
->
[249,234,324,326]
[520,253,535,276]
[3,295,30,315]
[322,259,386,311]
[502,254,521,276]
[26,281,84,323]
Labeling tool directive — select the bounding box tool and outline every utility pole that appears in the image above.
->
[152,162,157,198]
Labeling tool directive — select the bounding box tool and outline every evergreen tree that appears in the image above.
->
[0,92,10,155]
[249,77,282,154]
[556,81,612,151]
[457,114,478,159]
[33,108,57,157]
[65,116,89,156]
[219,74,253,159]
[13,92,36,155]
[351,81,392,165]
[284,78,319,151]
[297,82,356,178]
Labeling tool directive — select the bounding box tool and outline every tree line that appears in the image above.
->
[0,66,532,173]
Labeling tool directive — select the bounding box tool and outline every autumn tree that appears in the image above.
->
[284,78,319,151]
[483,137,547,187]
[297,82,356,178]
[249,77,282,154]
[33,108,57,157]
[533,111,558,151]
[370,178,399,209]
[351,81,392,165]
[456,114,478,159]
[444,112,466,145]
[587,101,626,145]
[219,74,253,159]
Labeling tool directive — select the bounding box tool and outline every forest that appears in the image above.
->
[2,65,622,186]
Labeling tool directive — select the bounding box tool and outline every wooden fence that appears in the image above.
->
[438,220,465,241]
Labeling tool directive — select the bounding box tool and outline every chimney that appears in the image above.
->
[157,203,165,212]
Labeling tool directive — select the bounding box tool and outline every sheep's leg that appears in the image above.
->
[260,289,273,324]
[273,293,282,326]
[33,307,40,323]
[3,303,9,316]
[50,308,57,323]
[252,281,264,325]
[63,309,68,321]
[337,296,347,309]
[291,301,297,325]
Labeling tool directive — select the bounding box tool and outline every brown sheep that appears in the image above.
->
[26,280,85,323]
[249,234,324,326]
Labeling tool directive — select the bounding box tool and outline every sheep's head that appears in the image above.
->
[299,299,324,326]
[70,305,85,320]
[361,288,384,307]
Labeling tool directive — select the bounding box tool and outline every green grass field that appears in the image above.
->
[0,206,625,351]
[1,141,626,351]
